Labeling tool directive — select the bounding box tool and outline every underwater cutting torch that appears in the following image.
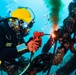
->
[33,31,57,43]
[33,31,58,51]
[33,31,51,38]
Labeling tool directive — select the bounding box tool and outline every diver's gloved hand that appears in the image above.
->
[27,37,42,52]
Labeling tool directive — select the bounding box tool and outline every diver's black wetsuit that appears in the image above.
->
[0,19,29,62]
[0,19,30,75]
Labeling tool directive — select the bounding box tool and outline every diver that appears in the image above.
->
[0,7,41,75]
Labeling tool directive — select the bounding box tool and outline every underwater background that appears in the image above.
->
[0,0,76,75]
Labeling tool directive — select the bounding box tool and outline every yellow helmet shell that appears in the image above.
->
[11,8,32,23]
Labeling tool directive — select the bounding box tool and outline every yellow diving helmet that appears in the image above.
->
[11,7,35,23]
[9,7,35,36]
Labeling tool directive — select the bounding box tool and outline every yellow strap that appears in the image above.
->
[0,60,2,65]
